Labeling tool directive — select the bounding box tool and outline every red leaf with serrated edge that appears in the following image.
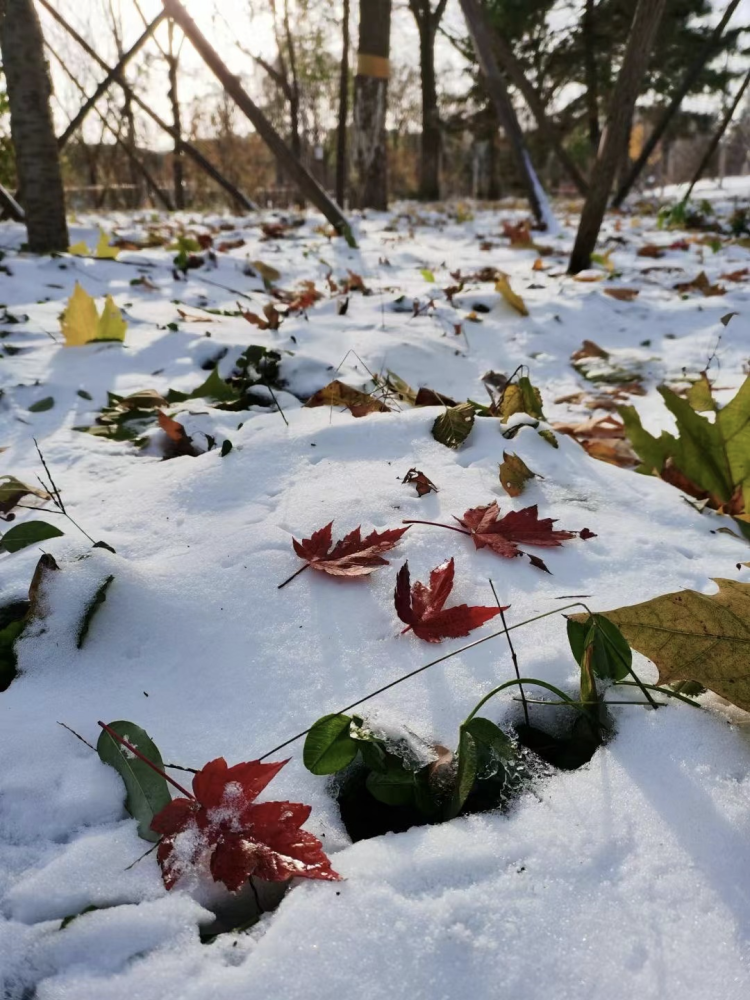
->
[290,522,409,578]
[395,558,506,643]
[150,757,340,891]
[457,502,576,559]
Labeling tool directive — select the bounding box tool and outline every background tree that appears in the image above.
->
[353,0,391,209]
[0,0,68,251]
[408,0,449,200]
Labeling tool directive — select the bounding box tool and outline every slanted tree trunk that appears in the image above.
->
[568,0,667,274]
[684,65,750,202]
[166,19,186,209]
[409,0,448,201]
[353,0,391,209]
[335,0,350,205]
[0,0,68,251]
[582,0,600,154]
[613,0,742,207]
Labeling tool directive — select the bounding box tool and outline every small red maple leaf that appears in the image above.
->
[151,757,340,891]
[280,522,409,587]
[395,558,506,643]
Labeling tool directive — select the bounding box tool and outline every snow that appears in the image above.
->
[1,187,750,999]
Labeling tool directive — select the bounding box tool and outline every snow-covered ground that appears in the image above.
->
[1,185,750,1000]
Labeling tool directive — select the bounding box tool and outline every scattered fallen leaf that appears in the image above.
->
[61,283,127,346]
[415,387,458,407]
[604,287,639,302]
[248,260,281,284]
[457,502,580,571]
[395,558,505,643]
[498,377,544,421]
[578,580,750,713]
[151,756,340,890]
[239,302,284,330]
[305,380,390,417]
[720,268,749,282]
[571,340,609,362]
[69,229,119,259]
[721,312,738,327]
[637,244,666,258]
[157,411,200,457]
[289,522,409,579]
[499,452,538,497]
[1,520,64,553]
[0,476,49,517]
[402,468,438,496]
[495,273,528,316]
[432,402,475,448]
[674,271,725,296]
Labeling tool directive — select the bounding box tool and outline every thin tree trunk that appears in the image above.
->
[487,16,588,195]
[161,0,355,243]
[0,0,68,251]
[38,0,257,212]
[411,0,445,201]
[335,0,350,205]
[582,0,600,154]
[167,19,186,209]
[568,0,667,274]
[684,65,750,202]
[46,41,174,211]
[613,0,742,207]
[459,0,551,227]
[353,0,391,210]
[57,13,166,150]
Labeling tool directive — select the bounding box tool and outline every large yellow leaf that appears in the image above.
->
[495,273,528,316]
[69,229,119,259]
[573,580,750,712]
[61,283,127,346]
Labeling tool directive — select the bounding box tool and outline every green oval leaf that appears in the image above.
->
[463,717,514,760]
[1,520,64,553]
[303,713,357,775]
[448,727,478,818]
[29,396,54,412]
[77,575,114,649]
[365,761,417,806]
[96,720,172,842]
[432,402,475,449]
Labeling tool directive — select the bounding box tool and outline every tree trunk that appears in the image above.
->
[568,0,667,274]
[582,0,600,153]
[0,0,68,251]
[613,0,742,207]
[167,19,186,209]
[412,0,442,201]
[459,0,551,227]
[353,0,391,210]
[335,0,350,205]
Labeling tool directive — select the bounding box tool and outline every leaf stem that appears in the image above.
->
[463,678,582,727]
[401,519,470,535]
[490,580,528,726]
[97,721,194,798]
[277,562,309,589]
[258,601,591,760]
[613,681,703,708]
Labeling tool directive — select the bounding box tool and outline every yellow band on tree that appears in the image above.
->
[357,53,390,79]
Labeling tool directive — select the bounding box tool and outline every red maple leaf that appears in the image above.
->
[395,557,506,643]
[151,757,340,891]
[281,522,409,587]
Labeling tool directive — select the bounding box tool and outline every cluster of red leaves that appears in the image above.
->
[151,757,340,891]
[456,502,594,573]
[395,557,505,643]
[292,522,409,577]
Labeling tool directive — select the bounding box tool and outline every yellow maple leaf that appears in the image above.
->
[61,283,127,346]
[495,273,528,316]
[68,229,119,259]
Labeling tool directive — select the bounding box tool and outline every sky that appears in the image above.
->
[38,0,750,150]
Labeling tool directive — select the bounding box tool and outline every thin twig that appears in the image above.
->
[490,580,528,725]
[264,382,289,426]
[58,721,96,751]
[401,519,470,535]
[124,842,158,871]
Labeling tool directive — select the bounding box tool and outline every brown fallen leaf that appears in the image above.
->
[305,380,390,417]
[553,414,639,468]
[157,411,200,457]
[177,309,215,322]
[571,340,609,362]
[719,268,749,282]
[414,387,458,408]
[239,302,284,330]
[674,271,725,297]
[495,273,528,316]
[499,452,539,497]
[637,244,666,258]
[604,287,639,302]
[402,468,438,497]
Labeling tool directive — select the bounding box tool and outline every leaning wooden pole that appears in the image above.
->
[161,0,355,245]
[458,0,551,227]
[487,21,588,196]
[57,12,166,150]
[613,0,742,207]
[683,65,750,203]
[37,0,257,212]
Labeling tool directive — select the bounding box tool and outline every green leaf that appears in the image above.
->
[60,904,110,929]
[365,760,417,806]
[432,402,475,449]
[499,377,544,421]
[29,396,54,413]
[566,618,588,665]
[167,367,241,405]
[568,614,631,682]
[220,439,233,457]
[303,714,357,775]
[77,389,93,400]
[463,717,514,760]
[420,268,435,282]
[0,600,28,692]
[96,720,172,842]
[448,727,478,818]
[77,575,114,649]
[1,520,64,553]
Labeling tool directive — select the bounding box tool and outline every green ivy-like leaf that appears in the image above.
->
[77,575,114,649]
[96,720,172,842]
[1,520,64,553]
[303,714,357,774]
